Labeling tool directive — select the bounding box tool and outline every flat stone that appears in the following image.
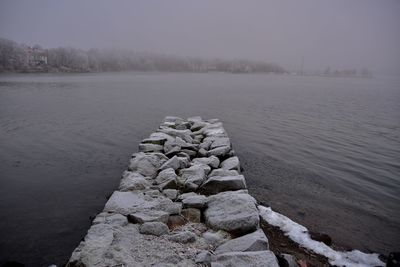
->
[207,146,231,157]
[155,168,177,185]
[214,229,269,254]
[202,123,227,137]
[193,156,220,169]
[177,192,199,201]
[129,152,168,178]
[209,168,239,177]
[204,191,259,235]
[128,210,169,224]
[181,208,201,223]
[211,251,279,267]
[162,189,178,200]
[119,172,150,191]
[200,175,246,195]
[142,132,174,145]
[138,143,164,152]
[182,195,207,209]
[159,156,189,171]
[220,156,240,171]
[168,231,197,243]
[92,212,127,227]
[158,127,193,143]
[139,222,169,236]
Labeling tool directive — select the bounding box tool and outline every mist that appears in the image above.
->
[1,0,399,74]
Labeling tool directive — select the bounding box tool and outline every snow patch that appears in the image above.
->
[258,206,384,267]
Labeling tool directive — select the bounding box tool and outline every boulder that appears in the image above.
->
[220,156,240,171]
[198,148,208,157]
[92,212,127,227]
[202,230,231,247]
[182,195,207,209]
[204,191,259,235]
[214,229,269,254]
[191,163,211,175]
[209,168,239,178]
[200,175,246,195]
[181,208,201,223]
[164,116,184,124]
[159,156,189,171]
[128,210,169,224]
[138,143,164,153]
[128,152,168,178]
[177,192,199,201]
[155,168,178,190]
[119,172,150,191]
[139,222,169,236]
[158,127,193,143]
[211,251,279,267]
[210,137,230,149]
[142,132,174,145]
[180,165,206,188]
[192,156,220,169]
[168,231,197,244]
[207,146,231,157]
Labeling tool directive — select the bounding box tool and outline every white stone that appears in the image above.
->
[211,251,279,267]
[214,229,269,254]
[200,175,246,195]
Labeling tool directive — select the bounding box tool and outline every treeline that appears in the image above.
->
[0,37,285,73]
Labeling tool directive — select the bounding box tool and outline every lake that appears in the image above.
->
[0,72,399,266]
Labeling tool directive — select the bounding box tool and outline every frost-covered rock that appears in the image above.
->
[129,152,168,178]
[220,156,240,171]
[119,172,150,191]
[211,251,279,267]
[200,175,246,195]
[204,191,259,235]
[139,222,169,236]
[210,137,230,149]
[195,250,211,266]
[180,165,206,190]
[214,229,269,254]
[155,168,178,190]
[159,155,189,171]
[192,156,220,169]
[128,210,169,224]
[158,127,193,143]
[163,189,178,200]
[207,146,231,157]
[139,143,164,152]
[177,192,199,201]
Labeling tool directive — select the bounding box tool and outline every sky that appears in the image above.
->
[0,0,399,74]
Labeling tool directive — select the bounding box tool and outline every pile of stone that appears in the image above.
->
[67,116,280,267]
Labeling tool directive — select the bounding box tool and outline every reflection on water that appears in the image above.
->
[0,72,399,266]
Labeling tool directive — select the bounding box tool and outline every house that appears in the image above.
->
[26,46,48,65]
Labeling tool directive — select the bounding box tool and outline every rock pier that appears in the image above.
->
[67,116,280,267]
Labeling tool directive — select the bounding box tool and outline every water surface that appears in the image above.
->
[0,72,399,266]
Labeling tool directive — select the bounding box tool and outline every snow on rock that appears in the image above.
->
[258,206,385,267]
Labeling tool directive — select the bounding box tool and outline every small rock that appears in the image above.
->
[128,152,168,178]
[198,148,208,157]
[168,231,197,243]
[180,165,206,189]
[159,155,189,171]
[200,175,247,195]
[139,222,169,236]
[202,230,230,247]
[182,208,201,223]
[207,146,231,157]
[177,192,199,201]
[209,168,239,177]
[193,156,220,169]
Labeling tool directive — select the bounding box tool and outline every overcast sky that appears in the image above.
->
[0,0,399,74]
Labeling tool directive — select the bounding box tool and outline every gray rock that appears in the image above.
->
[209,168,240,177]
[182,195,207,209]
[200,175,246,195]
[207,146,231,157]
[279,254,298,267]
[180,165,206,188]
[155,168,178,190]
[168,231,197,243]
[92,212,127,227]
[128,210,169,224]
[158,127,193,143]
[202,123,227,137]
[220,156,240,171]
[210,137,230,149]
[177,192,199,201]
[187,116,203,123]
[195,251,212,266]
[181,208,201,223]
[192,163,211,175]
[104,191,179,215]
[163,189,178,200]
[164,116,185,124]
[180,149,197,158]
[214,229,269,254]
[139,222,169,236]
[142,132,174,145]
[198,148,208,157]
[204,191,259,235]
[144,189,161,197]
[138,143,164,152]
[211,251,279,267]
[193,156,220,169]
[159,156,189,171]
[119,172,150,191]
[128,152,168,178]
[202,230,230,247]
[191,121,207,131]
[199,139,213,150]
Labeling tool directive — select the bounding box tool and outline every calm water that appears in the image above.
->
[0,72,399,266]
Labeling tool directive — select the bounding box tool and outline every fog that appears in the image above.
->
[0,0,399,74]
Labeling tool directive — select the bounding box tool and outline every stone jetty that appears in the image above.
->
[67,116,280,267]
